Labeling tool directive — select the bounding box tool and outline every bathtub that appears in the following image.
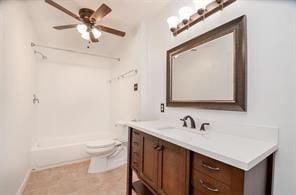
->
[30,134,127,170]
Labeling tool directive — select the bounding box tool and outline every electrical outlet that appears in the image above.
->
[160,103,165,113]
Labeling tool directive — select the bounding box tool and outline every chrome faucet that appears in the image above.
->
[180,115,196,129]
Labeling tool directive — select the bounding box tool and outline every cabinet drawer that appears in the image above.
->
[132,160,140,171]
[131,148,140,171]
[192,187,214,195]
[132,129,141,139]
[193,153,233,185]
[132,142,140,153]
[131,130,141,172]
[132,130,141,151]
[192,170,230,195]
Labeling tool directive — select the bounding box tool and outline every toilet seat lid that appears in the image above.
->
[86,139,116,148]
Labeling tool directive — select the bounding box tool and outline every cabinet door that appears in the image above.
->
[139,133,160,190]
[158,140,190,195]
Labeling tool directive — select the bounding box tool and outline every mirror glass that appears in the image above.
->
[171,32,234,101]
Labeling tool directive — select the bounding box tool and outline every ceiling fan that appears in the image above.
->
[45,0,126,43]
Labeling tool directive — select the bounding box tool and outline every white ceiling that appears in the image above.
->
[25,0,169,56]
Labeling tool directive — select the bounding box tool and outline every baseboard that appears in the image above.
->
[16,169,32,195]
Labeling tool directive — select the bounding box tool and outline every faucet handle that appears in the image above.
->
[200,123,210,131]
[180,118,187,127]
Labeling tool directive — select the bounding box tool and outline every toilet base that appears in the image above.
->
[88,145,127,173]
[88,156,108,173]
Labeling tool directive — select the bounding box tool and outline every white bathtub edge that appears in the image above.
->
[31,158,91,171]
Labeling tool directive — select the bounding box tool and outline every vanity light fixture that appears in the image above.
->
[167,16,180,32]
[178,6,194,24]
[167,0,236,36]
[193,0,212,15]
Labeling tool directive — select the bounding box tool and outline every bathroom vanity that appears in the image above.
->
[126,15,277,195]
[126,121,278,195]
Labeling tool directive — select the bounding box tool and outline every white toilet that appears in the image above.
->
[85,136,128,173]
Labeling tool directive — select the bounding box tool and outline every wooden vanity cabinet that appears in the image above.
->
[127,128,273,195]
[131,130,141,172]
[140,133,159,190]
[158,140,190,195]
[190,153,272,195]
[191,153,244,195]
[128,129,190,195]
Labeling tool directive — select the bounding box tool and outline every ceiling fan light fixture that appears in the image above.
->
[81,32,90,40]
[77,24,87,34]
[45,1,126,41]
[92,28,102,39]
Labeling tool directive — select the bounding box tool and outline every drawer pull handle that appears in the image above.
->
[133,162,138,166]
[199,180,219,192]
[202,162,221,171]
[156,145,163,151]
[154,145,163,151]
[133,152,139,156]
[133,142,139,146]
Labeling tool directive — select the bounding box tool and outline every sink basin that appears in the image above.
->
[156,126,175,130]
[156,127,208,142]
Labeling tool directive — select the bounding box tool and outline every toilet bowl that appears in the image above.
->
[85,138,127,173]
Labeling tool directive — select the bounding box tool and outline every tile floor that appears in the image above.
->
[23,160,133,195]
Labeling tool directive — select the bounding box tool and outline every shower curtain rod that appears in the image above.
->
[108,69,138,83]
[31,42,120,61]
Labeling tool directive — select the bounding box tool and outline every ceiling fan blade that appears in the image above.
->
[53,24,78,30]
[90,4,112,21]
[45,0,82,22]
[95,25,126,37]
[89,31,99,43]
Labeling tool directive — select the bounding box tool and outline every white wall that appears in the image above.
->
[0,3,5,193]
[36,59,112,142]
[110,24,146,135]
[292,5,296,183]
[0,1,37,194]
[294,7,296,181]
[141,0,296,194]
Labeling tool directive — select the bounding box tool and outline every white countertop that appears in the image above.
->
[127,120,278,171]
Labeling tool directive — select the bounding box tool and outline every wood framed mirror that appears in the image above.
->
[166,15,247,111]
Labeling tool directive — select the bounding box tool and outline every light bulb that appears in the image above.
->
[92,28,102,39]
[179,6,194,24]
[193,0,212,14]
[81,32,90,40]
[167,16,179,32]
[76,24,87,34]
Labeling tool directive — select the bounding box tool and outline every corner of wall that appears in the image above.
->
[0,1,37,194]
